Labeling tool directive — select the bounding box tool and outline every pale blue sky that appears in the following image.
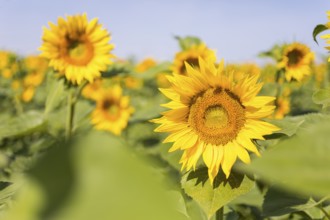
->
[1,0,330,63]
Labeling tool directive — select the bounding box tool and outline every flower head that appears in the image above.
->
[152,57,279,184]
[172,44,216,76]
[278,43,314,82]
[91,85,134,135]
[135,58,157,73]
[40,14,114,84]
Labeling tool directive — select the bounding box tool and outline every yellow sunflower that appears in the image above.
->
[172,44,216,76]
[135,58,157,73]
[40,13,114,84]
[273,96,290,119]
[225,63,260,82]
[152,57,279,184]
[21,86,35,103]
[278,43,314,82]
[91,85,134,135]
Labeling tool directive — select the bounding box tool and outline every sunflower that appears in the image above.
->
[172,44,216,76]
[278,43,314,82]
[135,58,157,73]
[225,63,260,82]
[91,85,134,135]
[273,96,290,119]
[39,14,114,85]
[152,57,279,183]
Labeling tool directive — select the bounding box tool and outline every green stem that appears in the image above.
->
[65,89,75,140]
[13,95,23,115]
[318,205,330,220]
[215,206,224,220]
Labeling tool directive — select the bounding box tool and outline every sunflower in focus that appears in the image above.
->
[152,57,279,183]
[172,44,216,76]
[40,13,114,85]
[278,43,314,82]
[91,85,134,135]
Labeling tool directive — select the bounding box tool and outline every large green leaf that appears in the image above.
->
[0,111,46,140]
[181,168,254,219]
[312,87,330,108]
[241,115,330,197]
[262,186,309,217]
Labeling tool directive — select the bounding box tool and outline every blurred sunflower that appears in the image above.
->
[82,79,103,100]
[40,13,114,84]
[152,57,279,184]
[273,96,290,119]
[135,58,157,73]
[225,63,260,82]
[21,86,35,103]
[172,44,216,76]
[91,85,134,135]
[278,43,314,82]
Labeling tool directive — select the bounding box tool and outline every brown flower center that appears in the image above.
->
[287,49,304,67]
[188,87,245,145]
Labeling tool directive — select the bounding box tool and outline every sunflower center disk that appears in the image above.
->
[102,99,120,120]
[64,38,94,66]
[204,106,228,129]
[188,88,246,145]
[287,49,303,67]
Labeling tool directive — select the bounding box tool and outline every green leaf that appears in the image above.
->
[313,24,328,44]
[0,111,46,140]
[28,139,75,219]
[175,36,202,51]
[44,78,65,115]
[262,186,309,217]
[181,168,254,219]
[312,87,330,108]
[21,131,187,220]
[240,115,330,197]
[265,116,305,137]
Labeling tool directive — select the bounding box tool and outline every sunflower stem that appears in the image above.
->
[66,89,75,140]
[215,206,224,220]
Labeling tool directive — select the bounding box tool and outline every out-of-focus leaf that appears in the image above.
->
[258,44,283,61]
[262,186,309,217]
[49,131,188,220]
[181,168,254,219]
[0,111,46,140]
[265,116,305,137]
[28,139,75,219]
[313,24,328,44]
[44,75,65,115]
[186,199,208,220]
[102,62,131,78]
[312,87,330,108]
[240,116,330,197]
[230,185,264,208]
[0,178,44,220]
[175,36,202,51]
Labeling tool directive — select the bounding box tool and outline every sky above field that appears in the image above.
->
[1,0,330,64]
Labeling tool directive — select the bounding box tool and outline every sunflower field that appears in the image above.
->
[1,6,330,220]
